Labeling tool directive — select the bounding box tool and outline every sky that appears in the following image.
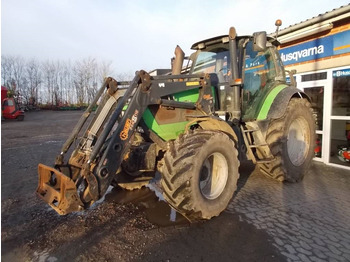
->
[1,0,350,75]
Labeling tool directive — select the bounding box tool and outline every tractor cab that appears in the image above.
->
[189,32,287,121]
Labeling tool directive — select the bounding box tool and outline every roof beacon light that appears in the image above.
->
[275,19,282,39]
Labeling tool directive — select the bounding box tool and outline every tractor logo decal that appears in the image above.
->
[120,119,131,140]
[203,94,212,100]
[120,110,139,140]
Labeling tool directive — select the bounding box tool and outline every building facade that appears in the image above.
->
[274,5,350,169]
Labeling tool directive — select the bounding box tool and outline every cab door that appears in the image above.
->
[241,41,279,121]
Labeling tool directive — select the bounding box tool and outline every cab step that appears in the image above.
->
[241,122,275,164]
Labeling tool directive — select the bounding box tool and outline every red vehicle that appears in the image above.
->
[1,86,24,121]
[337,145,350,163]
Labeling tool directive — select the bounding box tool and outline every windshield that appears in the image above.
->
[192,50,230,82]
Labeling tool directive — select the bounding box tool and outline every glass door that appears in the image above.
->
[297,72,328,162]
[303,86,325,160]
[329,69,350,168]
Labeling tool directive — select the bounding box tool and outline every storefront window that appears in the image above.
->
[301,72,327,82]
[329,69,350,167]
[330,120,350,166]
[332,70,350,116]
[315,134,322,158]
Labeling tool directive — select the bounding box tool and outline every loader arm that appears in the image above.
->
[37,70,216,215]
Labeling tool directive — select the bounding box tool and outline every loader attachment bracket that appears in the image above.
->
[36,164,84,215]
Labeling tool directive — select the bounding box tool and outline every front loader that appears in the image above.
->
[37,24,315,221]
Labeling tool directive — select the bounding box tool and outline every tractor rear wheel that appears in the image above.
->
[258,98,315,182]
[160,130,239,221]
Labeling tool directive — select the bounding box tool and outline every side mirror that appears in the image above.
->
[253,31,267,51]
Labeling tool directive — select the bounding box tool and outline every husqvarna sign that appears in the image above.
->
[279,30,350,66]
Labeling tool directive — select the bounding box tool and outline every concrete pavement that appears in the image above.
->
[227,161,350,262]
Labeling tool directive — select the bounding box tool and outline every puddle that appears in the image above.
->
[69,172,190,227]
[104,183,189,227]
[90,185,114,208]
[33,250,58,262]
[145,200,189,227]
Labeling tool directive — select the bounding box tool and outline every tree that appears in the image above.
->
[42,60,61,105]
[73,58,101,105]
[99,60,114,80]
[1,55,15,89]
[2,55,119,106]
[59,61,73,104]
[26,59,42,104]
[12,56,25,95]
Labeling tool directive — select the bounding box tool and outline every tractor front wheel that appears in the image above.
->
[160,130,239,221]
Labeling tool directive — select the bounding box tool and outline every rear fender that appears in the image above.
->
[258,86,310,120]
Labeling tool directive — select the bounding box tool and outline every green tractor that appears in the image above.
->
[37,25,315,221]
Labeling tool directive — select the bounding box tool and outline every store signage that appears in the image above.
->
[333,68,350,78]
[279,30,350,66]
[280,42,328,63]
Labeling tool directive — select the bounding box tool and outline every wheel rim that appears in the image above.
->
[287,117,310,166]
[199,152,228,200]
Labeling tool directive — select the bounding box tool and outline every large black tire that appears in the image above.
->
[258,98,315,182]
[160,130,239,221]
[16,115,24,121]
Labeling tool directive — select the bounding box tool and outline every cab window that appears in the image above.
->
[192,49,230,82]
[7,99,14,106]
[243,41,277,95]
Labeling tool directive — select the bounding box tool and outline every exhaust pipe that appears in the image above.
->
[172,45,185,75]
[228,27,241,121]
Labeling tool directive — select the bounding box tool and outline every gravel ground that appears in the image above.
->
[1,111,284,262]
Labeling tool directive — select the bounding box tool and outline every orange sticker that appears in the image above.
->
[120,118,132,140]
[119,110,139,141]
[203,94,212,100]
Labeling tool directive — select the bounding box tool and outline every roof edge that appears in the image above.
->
[270,4,350,38]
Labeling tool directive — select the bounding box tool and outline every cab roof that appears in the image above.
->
[191,34,277,50]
